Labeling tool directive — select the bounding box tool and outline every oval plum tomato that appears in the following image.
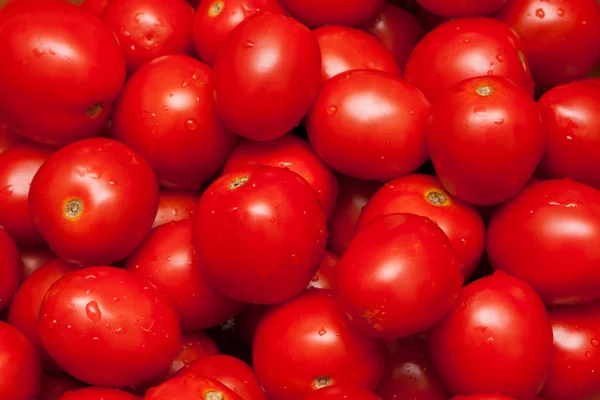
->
[38,266,182,387]
[404,18,534,102]
[496,0,600,88]
[487,179,600,305]
[80,0,108,15]
[193,166,328,304]
[426,75,545,206]
[253,290,386,400]
[306,69,430,181]
[416,0,509,17]
[302,385,381,400]
[212,12,321,141]
[277,0,384,27]
[308,250,339,290]
[0,321,42,400]
[192,0,285,66]
[0,228,21,311]
[357,174,485,278]
[337,214,463,339]
[100,0,195,74]
[536,81,600,189]
[0,120,23,154]
[0,0,126,146]
[39,374,87,400]
[222,134,339,220]
[428,271,553,399]
[28,138,159,266]
[0,143,53,244]
[152,189,201,229]
[144,374,243,400]
[19,245,56,278]
[113,55,238,189]
[61,388,140,400]
[313,26,401,82]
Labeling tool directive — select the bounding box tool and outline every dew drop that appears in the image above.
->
[494,119,505,125]
[85,301,102,323]
[496,55,505,62]
[592,338,598,346]
[32,48,45,57]
[535,8,545,18]
[317,327,326,336]
[326,105,338,116]
[557,8,565,16]
[243,40,256,48]
[185,118,198,130]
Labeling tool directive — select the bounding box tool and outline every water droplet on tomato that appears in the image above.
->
[592,338,598,346]
[32,48,45,57]
[494,119,505,125]
[85,301,102,323]
[535,8,545,18]
[185,118,198,130]
[181,80,191,88]
[326,105,338,116]
[496,55,505,62]
[586,351,592,358]
[0,185,14,195]
[243,40,256,48]
[557,8,565,16]
[317,327,326,336]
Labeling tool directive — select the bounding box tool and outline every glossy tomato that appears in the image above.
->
[0,119,23,154]
[212,12,321,141]
[308,250,339,290]
[301,385,381,400]
[416,0,509,17]
[39,374,87,400]
[153,188,201,228]
[80,0,108,15]
[0,228,21,311]
[60,388,140,400]
[144,374,243,400]
[277,0,384,27]
[0,0,126,146]
[19,245,56,278]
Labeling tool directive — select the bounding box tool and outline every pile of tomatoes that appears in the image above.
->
[0,0,599,399]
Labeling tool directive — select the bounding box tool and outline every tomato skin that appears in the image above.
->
[60,388,140,400]
[277,0,385,27]
[301,385,381,400]
[0,0,126,146]
[306,69,430,181]
[0,120,24,154]
[0,228,21,311]
[404,18,534,102]
[152,188,201,229]
[192,0,285,66]
[428,271,553,399]
[487,179,600,305]
[144,374,243,400]
[19,245,56,278]
[496,0,600,88]
[451,396,516,400]
[308,250,339,290]
[38,266,182,387]
[253,290,385,400]
[39,374,87,400]
[28,138,159,266]
[416,0,509,17]
[222,134,339,220]
[213,12,322,141]
[80,0,108,15]
[193,166,328,304]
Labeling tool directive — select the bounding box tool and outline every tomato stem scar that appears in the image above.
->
[208,0,224,17]
[229,175,250,190]
[476,85,493,96]
[88,103,104,118]
[427,191,448,206]
[64,198,84,219]
[313,376,333,389]
[204,390,225,400]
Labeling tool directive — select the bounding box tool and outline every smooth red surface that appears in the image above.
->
[60,387,140,400]
[308,250,339,290]
[417,0,509,17]
[152,188,201,229]
[301,385,381,400]
[144,374,243,400]
[19,245,56,278]
[277,0,385,27]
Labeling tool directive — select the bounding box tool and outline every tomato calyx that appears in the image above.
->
[476,85,494,97]
[64,198,84,219]
[204,389,225,400]
[88,103,104,118]
[229,175,250,190]
[208,1,225,17]
[426,191,449,206]
[312,376,333,389]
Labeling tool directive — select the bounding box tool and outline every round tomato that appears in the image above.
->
[0,0,126,146]
[306,69,430,181]
[19,245,56,278]
[212,12,321,141]
[416,0,509,17]
[39,374,87,400]
[0,119,23,154]
[60,388,139,400]
[428,271,553,398]
[308,250,339,290]
[301,385,381,400]
[277,0,384,27]
[38,266,182,387]
[0,228,21,311]
[80,0,108,15]
[28,138,159,266]
[152,188,201,229]
[144,374,243,400]
[253,290,386,400]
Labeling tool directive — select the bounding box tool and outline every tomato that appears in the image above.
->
[0,321,42,400]
[301,385,381,400]
[357,174,485,278]
[0,228,21,311]
[416,0,509,17]
[100,0,195,74]
[313,26,401,82]
[426,76,545,206]
[536,81,600,189]
[404,18,534,102]
[306,70,430,181]
[19,245,56,278]
[0,119,23,154]
[39,374,87,400]
[61,388,140,400]
[145,374,243,400]
[496,0,600,88]
[308,250,339,290]
[80,0,108,15]
[222,134,339,220]
[152,188,201,229]
[192,0,285,66]
[38,266,182,387]
[192,166,328,304]
[0,0,126,146]
[277,0,385,27]
[428,271,553,399]
[212,12,321,141]
[253,290,385,400]
[28,138,159,266]
[487,179,600,305]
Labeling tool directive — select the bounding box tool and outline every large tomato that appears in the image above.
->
[144,374,243,400]
[28,138,159,266]
[416,0,509,17]
[276,0,385,27]
[152,189,201,229]
[301,386,381,400]
[0,120,23,154]
[60,388,140,400]
[0,0,126,146]
[0,228,21,311]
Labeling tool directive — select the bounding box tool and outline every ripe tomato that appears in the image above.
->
[38,266,182,387]
[496,0,600,88]
[0,228,21,311]
[426,76,545,206]
[428,271,553,398]
[192,166,328,304]
[253,290,386,400]
[212,12,321,141]
[308,250,339,290]
[0,0,126,146]
[144,374,243,400]
[0,120,23,154]
[536,80,600,189]
[28,138,159,266]
[19,245,56,278]
[153,188,201,228]
[192,0,285,66]
[60,388,140,400]
[39,374,87,400]
[80,0,108,15]
[301,385,381,400]
[101,0,195,74]
[416,0,509,17]
[487,179,600,305]
[306,69,430,181]
[222,134,339,220]
[404,18,534,102]
[277,0,385,27]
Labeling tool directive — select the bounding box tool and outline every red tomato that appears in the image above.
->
[277,0,384,27]
[144,374,243,400]
[61,388,140,400]
[192,0,285,66]
[0,119,23,154]
[192,166,328,304]
[428,271,553,399]
[80,0,108,15]
[39,374,87,400]
[426,76,545,206]
[313,26,401,82]
[28,138,159,266]
[19,245,56,278]
[0,321,42,400]
[222,134,339,220]
[235,304,271,346]
[212,12,321,141]
[536,81,600,189]
[38,266,182,387]
[152,188,201,229]
[308,250,339,290]
[0,0,126,146]
[253,291,385,400]
[306,69,430,181]
[0,228,21,311]
[404,18,534,102]
[487,179,600,305]
[301,385,381,400]
[496,0,600,88]
[101,0,195,74]
[416,0,509,17]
